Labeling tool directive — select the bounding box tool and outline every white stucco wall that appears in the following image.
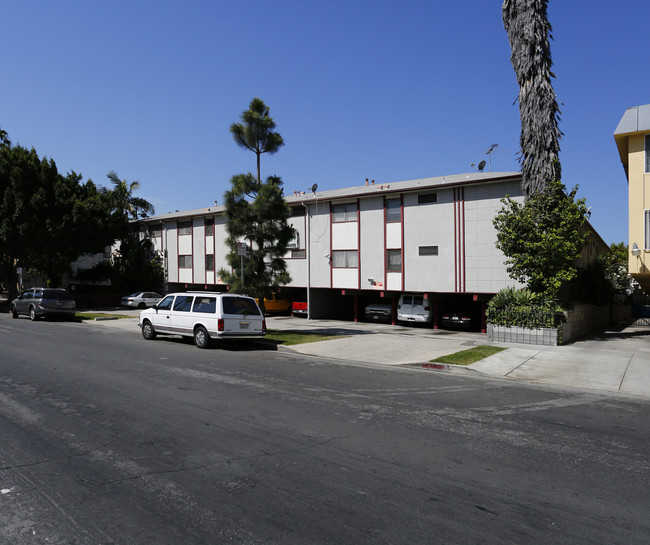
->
[142,174,531,297]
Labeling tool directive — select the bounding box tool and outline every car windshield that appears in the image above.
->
[127,292,141,298]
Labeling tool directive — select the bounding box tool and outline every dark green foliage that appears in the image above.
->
[572,243,630,303]
[601,242,630,293]
[0,137,155,298]
[106,170,155,223]
[493,179,590,302]
[111,234,164,291]
[503,0,562,198]
[486,286,565,328]
[0,145,115,293]
[0,128,10,148]
[220,173,295,297]
[220,99,294,301]
[230,97,284,186]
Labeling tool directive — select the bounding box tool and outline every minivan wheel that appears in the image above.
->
[194,326,210,349]
[29,307,37,321]
[11,306,18,319]
[142,320,157,340]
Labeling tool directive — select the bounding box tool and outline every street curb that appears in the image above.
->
[94,316,119,321]
[420,362,479,374]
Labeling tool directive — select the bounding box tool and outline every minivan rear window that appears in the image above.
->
[43,289,73,299]
[222,297,261,316]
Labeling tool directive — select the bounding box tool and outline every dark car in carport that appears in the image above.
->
[364,303,392,322]
[441,309,473,330]
[11,288,76,321]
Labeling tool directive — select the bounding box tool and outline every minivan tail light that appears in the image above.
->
[262,319,266,333]
[218,318,224,331]
[424,306,430,311]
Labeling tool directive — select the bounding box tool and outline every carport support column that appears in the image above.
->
[481,301,487,333]
[433,298,439,329]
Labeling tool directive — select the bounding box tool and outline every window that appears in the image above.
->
[205,254,215,271]
[645,210,650,251]
[178,220,192,235]
[332,203,357,222]
[332,250,358,268]
[290,207,306,217]
[150,225,162,237]
[646,135,650,173]
[419,245,439,256]
[387,249,402,272]
[204,217,214,236]
[291,249,306,258]
[173,295,194,312]
[418,193,437,204]
[157,295,174,310]
[222,296,261,316]
[179,255,192,268]
[193,297,216,314]
[385,199,401,222]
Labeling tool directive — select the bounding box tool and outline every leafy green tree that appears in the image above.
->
[0,143,155,297]
[600,242,630,293]
[230,97,284,186]
[493,179,590,302]
[503,0,562,198]
[219,98,295,304]
[0,128,10,148]
[110,233,164,291]
[107,170,155,221]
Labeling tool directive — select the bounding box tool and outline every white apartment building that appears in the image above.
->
[140,171,531,331]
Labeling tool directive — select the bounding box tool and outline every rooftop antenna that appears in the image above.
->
[470,160,487,172]
[485,144,498,171]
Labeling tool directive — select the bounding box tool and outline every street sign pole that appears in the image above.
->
[237,243,247,288]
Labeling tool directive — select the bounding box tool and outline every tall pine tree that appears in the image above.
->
[219,98,295,306]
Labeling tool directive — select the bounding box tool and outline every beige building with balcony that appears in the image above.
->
[615,104,650,291]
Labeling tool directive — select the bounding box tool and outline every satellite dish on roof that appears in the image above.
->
[477,160,486,172]
[310,183,318,193]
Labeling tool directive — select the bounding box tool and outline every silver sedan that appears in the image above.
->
[120,292,162,309]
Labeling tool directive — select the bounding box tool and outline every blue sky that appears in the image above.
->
[2,1,648,245]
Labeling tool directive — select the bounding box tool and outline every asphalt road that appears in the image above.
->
[1,313,649,544]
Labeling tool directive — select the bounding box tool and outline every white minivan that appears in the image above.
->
[397,293,433,323]
[139,292,266,348]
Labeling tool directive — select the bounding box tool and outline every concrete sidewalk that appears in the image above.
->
[83,310,650,399]
[266,316,650,398]
[471,327,650,397]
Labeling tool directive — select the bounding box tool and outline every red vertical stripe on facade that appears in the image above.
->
[329,202,333,288]
[383,196,387,289]
[357,199,361,289]
[191,221,194,285]
[400,195,405,292]
[461,188,466,293]
[453,189,458,292]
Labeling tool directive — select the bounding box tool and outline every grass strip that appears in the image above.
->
[76,312,135,320]
[263,329,348,346]
[432,345,507,366]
